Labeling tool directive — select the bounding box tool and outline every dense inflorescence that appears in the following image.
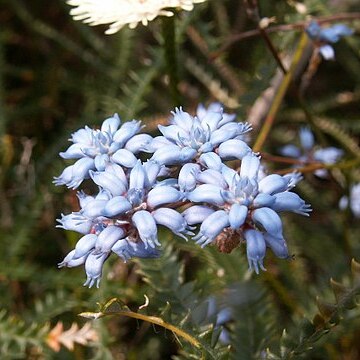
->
[55,104,311,287]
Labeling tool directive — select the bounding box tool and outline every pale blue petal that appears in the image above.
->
[129,161,147,190]
[90,170,127,196]
[187,184,225,206]
[228,203,248,229]
[158,124,189,144]
[58,250,89,268]
[147,136,173,152]
[81,199,108,218]
[199,152,223,171]
[182,205,215,225]
[103,196,132,217]
[83,252,108,288]
[170,107,194,132]
[252,207,283,237]
[77,191,94,208]
[112,148,138,168]
[218,139,252,160]
[124,133,153,153]
[147,186,184,208]
[94,154,110,171]
[196,169,227,189]
[193,210,229,247]
[59,143,85,159]
[132,210,159,248]
[152,208,195,240]
[94,225,126,254]
[200,110,222,132]
[264,233,289,259]
[56,213,93,234]
[67,157,95,189]
[178,163,200,192]
[73,234,97,259]
[272,192,312,215]
[252,193,275,208]
[70,126,94,145]
[244,229,266,274]
[258,174,288,194]
[101,113,121,134]
[240,154,260,180]
[113,120,142,145]
[319,45,335,60]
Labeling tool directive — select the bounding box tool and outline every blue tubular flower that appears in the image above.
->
[182,205,215,225]
[111,239,161,261]
[94,225,126,255]
[56,213,93,234]
[149,104,252,165]
[131,210,159,248]
[193,210,230,247]
[306,20,354,60]
[73,234,98,259]
[264,233,289,259]
[152,208,195,240]
[272,192,312,216]
[83,252,109,288]
[244,229,266,274]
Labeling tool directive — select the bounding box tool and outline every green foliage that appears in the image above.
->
[1,0,360,359]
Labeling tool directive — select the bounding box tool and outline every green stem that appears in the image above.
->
[253,32,309,152]
[161,16,181,106]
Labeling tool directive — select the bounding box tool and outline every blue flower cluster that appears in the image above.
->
[339,183,360,218]
[280,127,343,178]
[55,104,311,287]
[306,21,354,60]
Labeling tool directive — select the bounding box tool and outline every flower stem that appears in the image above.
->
[253,32,309,153]
[162,16,181,106]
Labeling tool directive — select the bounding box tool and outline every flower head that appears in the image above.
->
[149,104,252,165]
[185,153,311,273]
[279,126,343,178]
[56,107,311,286]
[57,160,194,287]
[54,114,151,189]
[67,0,206,34]
[306,21,354,60]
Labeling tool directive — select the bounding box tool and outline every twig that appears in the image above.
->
[253,33,309,152]
[211,12,360,59]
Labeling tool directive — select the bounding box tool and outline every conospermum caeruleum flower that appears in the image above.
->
[184,153,311,273]
[149,103,252,166]
[57,160,194,287]
[54,114,152,189]
[306,20,354,60]
[55,104,311,287]
[279,126,343,178]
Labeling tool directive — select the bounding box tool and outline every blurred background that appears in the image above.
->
[1,0,360,359]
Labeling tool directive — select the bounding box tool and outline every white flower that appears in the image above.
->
[67,0,206,34]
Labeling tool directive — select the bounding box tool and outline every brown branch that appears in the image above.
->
[211,12,360,59]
